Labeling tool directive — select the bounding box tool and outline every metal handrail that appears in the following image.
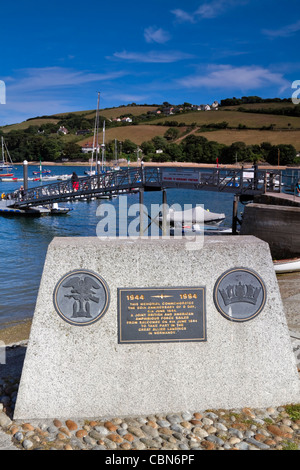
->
[8,166,283,209]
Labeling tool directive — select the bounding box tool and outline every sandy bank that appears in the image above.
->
[0,320,32,346]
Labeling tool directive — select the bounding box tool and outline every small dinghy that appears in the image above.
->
[273,258,300,274]
[159,206,226,226]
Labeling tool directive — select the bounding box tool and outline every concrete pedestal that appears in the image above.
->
[14,236,299,420]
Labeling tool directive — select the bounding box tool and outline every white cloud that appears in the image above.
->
[171,1,248,22]
[112,50,194,63]
[178,64,290,94]
[0,67,129,125]
[144,27,171,44]
[8,67,127,93]
[195,0,227,19]
[262,20,300,38]
[171,9,196,23]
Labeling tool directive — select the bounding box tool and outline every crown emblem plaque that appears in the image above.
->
[53,270,110,326]
[213,268,267,322]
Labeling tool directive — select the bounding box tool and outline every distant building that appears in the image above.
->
[162,107,174,115]
[113,116,133,123]
[57,126,69,135]
[76,129,91,136]
[81,142,99,154]
[198,101,219,111]
[211,101,219,110]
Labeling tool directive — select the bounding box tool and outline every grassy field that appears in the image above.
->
[1,118,60,133]
[57,106,159,121]
[150,109,300,130]
[197,129,300,149]
[0,106,159,133]
[78,124,170,146]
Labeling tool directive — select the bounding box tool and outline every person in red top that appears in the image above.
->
[71,172,79,191]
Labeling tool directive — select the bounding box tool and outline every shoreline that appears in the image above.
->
[13,161,296,170]
[0,319,32,346]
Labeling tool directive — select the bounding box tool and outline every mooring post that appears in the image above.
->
[97,160,101,188]
[232,194,240,235]
[23,160,28,192]
[139,188,144,237]
[162,189,167,237]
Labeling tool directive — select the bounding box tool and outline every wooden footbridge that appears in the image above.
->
[8,166,283,209]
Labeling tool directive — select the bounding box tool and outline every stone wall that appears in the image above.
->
[240,203,300,259]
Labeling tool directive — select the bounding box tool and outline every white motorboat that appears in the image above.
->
[159,206,226,226]
[56,174,72,181]
[274,258,300,274]
[0,199,70,217]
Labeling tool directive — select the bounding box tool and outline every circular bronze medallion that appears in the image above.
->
[213,267,267,322]
[53,270,110,326]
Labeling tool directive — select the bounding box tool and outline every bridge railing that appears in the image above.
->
[9,166,283,208]
[10,167,162,207]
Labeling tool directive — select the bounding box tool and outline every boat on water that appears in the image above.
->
[159,205,226,226]
[33,169,51,175]
[273,258,300,274]
[0,198,71,217]
[0,137,15,174]
[0,174,72,183]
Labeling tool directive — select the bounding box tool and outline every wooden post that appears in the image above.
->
[97,160,101,189]
[232,195,240,235]
[162,189,167,237]
[139,188,144,237]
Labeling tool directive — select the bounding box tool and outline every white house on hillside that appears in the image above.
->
[57,126,69,135]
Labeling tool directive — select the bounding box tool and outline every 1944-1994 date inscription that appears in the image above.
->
[118,287,206,344]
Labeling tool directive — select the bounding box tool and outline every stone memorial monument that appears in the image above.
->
[14,236,299,420]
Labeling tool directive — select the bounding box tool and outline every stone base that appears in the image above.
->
[14,236,299,420]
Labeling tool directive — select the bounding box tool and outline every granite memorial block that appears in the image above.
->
[14,236,300,420]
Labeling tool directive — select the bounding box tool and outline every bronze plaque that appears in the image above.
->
[213,267,267,322]
[53,270,110,326]
[118,287,206,344]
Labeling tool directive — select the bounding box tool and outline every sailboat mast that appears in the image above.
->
[101,120,105,172]
[96,92,100,165]
[1,136,4,164]
[91,92,100,173]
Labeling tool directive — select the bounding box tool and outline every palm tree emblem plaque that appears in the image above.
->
[53,270,110,326]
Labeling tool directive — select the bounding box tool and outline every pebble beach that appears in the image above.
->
[0,273,299,451]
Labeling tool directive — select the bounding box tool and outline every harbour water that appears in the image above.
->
[0,163,291,328]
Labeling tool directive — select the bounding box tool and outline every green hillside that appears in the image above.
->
[1,99,299,165]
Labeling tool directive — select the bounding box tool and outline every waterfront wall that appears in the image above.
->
[240,203,300,259]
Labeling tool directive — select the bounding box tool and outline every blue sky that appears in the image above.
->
[0,0,299,125]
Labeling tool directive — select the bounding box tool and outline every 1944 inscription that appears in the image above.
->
[118,287,206,344]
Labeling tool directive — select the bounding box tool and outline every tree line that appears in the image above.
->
[140,134,298,166]
[0,127,298,166]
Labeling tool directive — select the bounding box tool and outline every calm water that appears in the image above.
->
[0,164,242,327]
